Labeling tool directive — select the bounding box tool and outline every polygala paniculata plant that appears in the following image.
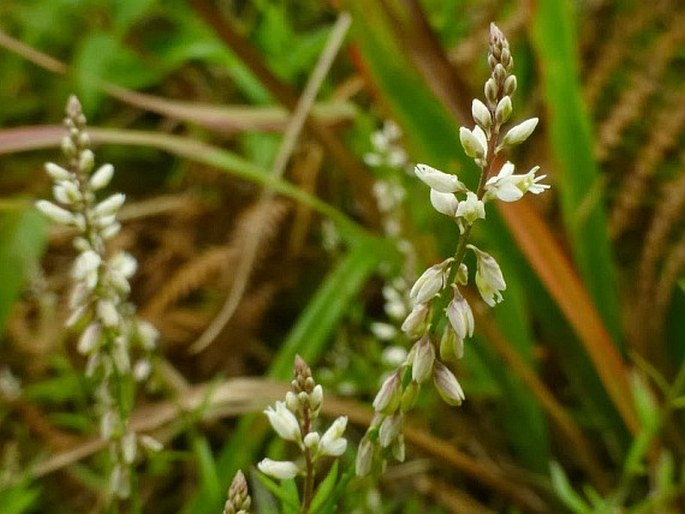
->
[36,96,161,502]
[356,23,549,477]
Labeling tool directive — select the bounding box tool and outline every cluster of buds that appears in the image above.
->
[36,96,160,499]
[356,23,549,476]
[222,470,252,514]
[258,355,348,481]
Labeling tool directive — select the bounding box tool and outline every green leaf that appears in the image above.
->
[191,435,221,505]
[0,208,48,336]
[253,473,300,513]
[550,462,592,514]
[0,480,40,514]
[310,461,338,514]
[531,0,621,344]
[74,33,162,113]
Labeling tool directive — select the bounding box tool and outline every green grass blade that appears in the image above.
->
[531,1,621,343]
[0,208,48,336]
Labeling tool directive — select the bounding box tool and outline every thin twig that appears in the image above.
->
[189,12,353,353]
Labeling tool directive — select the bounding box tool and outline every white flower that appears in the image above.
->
[409,258,453,304]
[319,416,348,457]
[468,245,506,307]
[264,401,301,443]
[484,161,523,202]
[414,164,465,193]
[257,458,300,480]
[429,189,459,217]
[498,117,538,150]
[455,192,485,224]
[459,126,487,159]
[484,162,550,202]
[445,288,474,341]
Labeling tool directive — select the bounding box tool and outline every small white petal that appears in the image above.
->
[429,189,459,217]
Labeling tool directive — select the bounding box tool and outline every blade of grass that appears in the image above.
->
[0,125,367,245]
[531,1,622,343]
[500,199,638,434]
[0,209,49,335]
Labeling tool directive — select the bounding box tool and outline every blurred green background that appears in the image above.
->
[1,0,685,512]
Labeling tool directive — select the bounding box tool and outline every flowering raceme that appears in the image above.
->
[357,23,550,476]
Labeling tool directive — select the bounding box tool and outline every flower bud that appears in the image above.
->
[78,322,101,355]
[304,431,320,450]
[484,78,498,106]
[401,302,430,338]
[471,99,492,131]
[378,412,403,448]
[257,458,299,480]
[499,117,538,149]
[503,75,517,96]
[355,436,375,477]
[45,162,72,181]
[35,200,75,225]
[455,192,485,225]
[495,96,512,125]
[433,360,465,406]
[89,164,115,190]
[459,126,487,159]
[439,325,464,362]
[79,149,95,173]
[468,245,506,307]
[319,416,348,456]
[373,371,402,414]
[400,380,419,412]
[264,401,301,443]
[410,336,435,384]
[409,258,453,304]
[445,287,474,340]
[94,193,126,217]
[414,164,465,193]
